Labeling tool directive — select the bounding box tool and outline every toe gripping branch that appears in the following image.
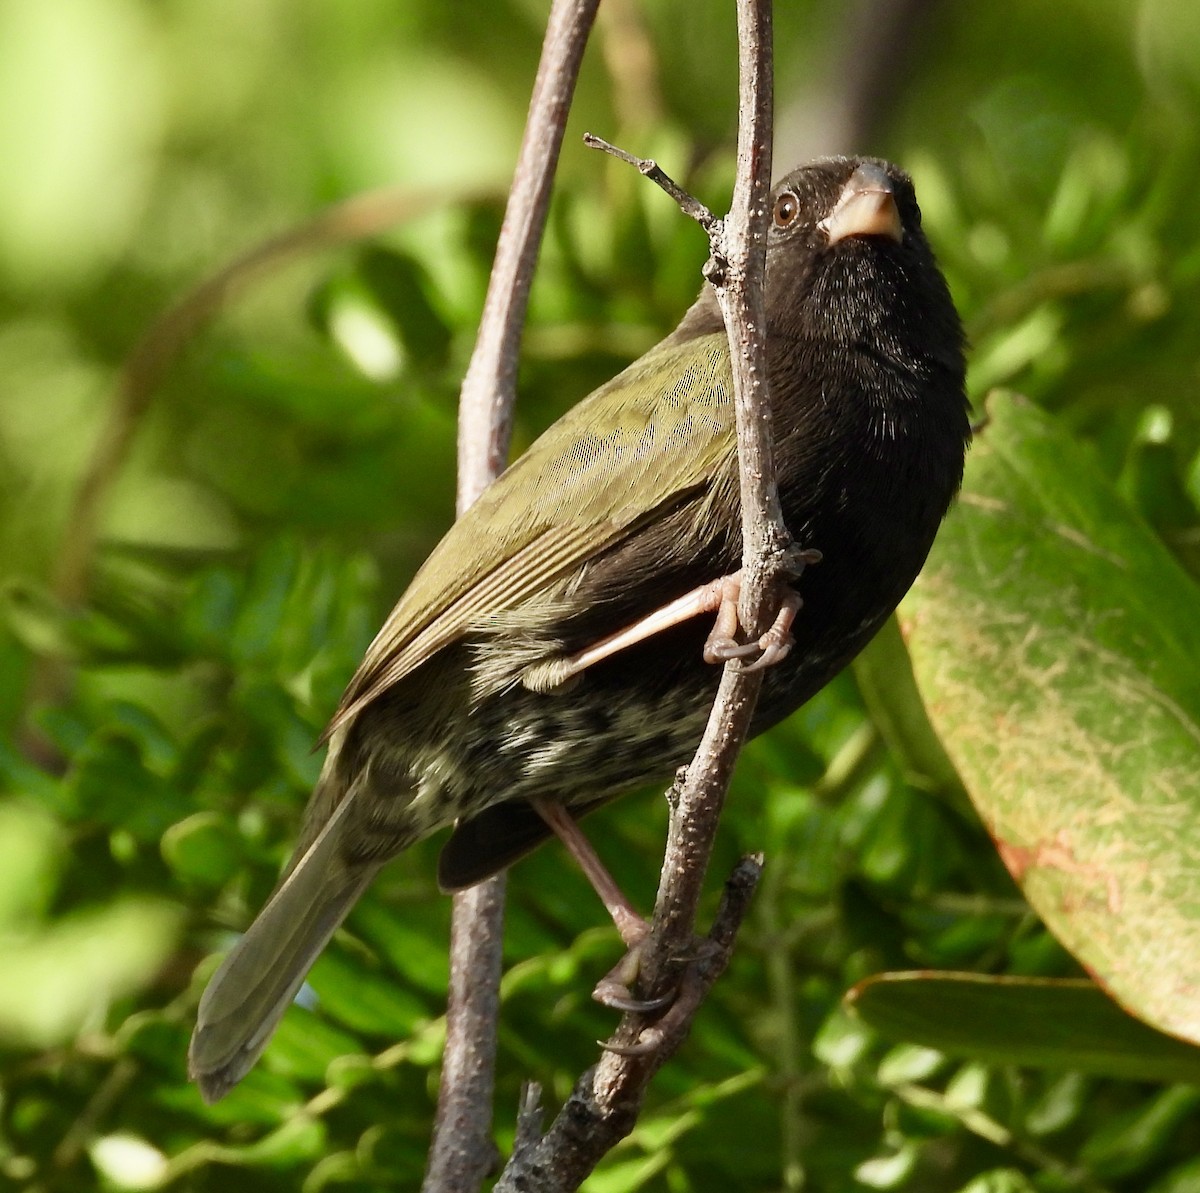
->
[702,543,822,672]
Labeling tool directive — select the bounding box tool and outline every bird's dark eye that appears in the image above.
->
[772,191,800,229]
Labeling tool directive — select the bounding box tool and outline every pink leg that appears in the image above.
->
[531,798,647,947]
[522,555,815,692]
[531,798,674,1014]
[522,574,738,693]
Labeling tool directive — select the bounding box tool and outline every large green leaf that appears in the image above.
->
[847,973,1200,1083]
[902,392,1200,1044]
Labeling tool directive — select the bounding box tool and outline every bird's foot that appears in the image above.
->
[596,937,720,1057]
[702,546,821,670]
[592,927,678,1015]
[521,549,820,692]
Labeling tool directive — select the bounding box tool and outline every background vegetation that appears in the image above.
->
[2,0,1199,1189]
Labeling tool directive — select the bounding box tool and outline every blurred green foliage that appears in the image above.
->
[1,0,1199,1190]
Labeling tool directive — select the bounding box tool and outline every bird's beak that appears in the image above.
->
[819,164,903,245]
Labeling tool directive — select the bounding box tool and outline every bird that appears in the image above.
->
[189,156,971,1102]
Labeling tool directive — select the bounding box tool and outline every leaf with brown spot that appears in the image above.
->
[901,392,1200,1045]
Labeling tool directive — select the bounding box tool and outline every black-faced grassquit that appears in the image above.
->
[190,156,971,1101]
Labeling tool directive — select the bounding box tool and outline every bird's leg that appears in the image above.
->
[521,574,739,692]
[531,798,645,945]
[522,549,821,693]
[531,797,673,1014]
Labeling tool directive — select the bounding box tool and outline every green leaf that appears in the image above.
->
[954,1171,1038,1193]
[355,245,453,367]
[69,731,190,839]
[0,898,182,1047]
[1081,1085,1200,1178]
[266,1007,366,1086]
[308,948,429,1037]
[1150,1154,1200,1193]
[847,973,1200,1082]
[161,812,243,887]
[230,540,301,664]
[853,615,969,809]
[902,392,1200,1044]
[0,799,61,927]
[348,896,450,993]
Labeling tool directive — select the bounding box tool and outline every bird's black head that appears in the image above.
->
[765,156,965,387]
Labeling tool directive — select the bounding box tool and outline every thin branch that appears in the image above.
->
[455,0,603,509]
[512,1082,546,1160]
[495,0,780,1185]
[424,880,507,1189]
[724,0,788,600]
[494,858,763,1193]
[610,0,784,1004]
[423,1,602,1189]
[582,135,718,229]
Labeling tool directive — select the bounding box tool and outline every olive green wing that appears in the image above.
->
[327,331,736,734]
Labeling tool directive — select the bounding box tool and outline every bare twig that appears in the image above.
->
[423,1,602,1190]
[512,1082,546,1160]
[495,0,779,1185]
[494,858,763,1193]
[454,0,603,507]
[424,880,507,1189]
[616,0,784,1052]
[583,135,718,229]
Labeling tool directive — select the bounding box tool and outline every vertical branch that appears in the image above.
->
[727,0,784,599]
[423,1,601,1190]
[454,0,603,508]
[496,0,780,1187]
[641,0,781,975]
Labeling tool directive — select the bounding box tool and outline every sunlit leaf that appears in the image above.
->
[0,898,181,1046]
[903,392,1200,1043]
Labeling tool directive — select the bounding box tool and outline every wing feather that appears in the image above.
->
[326,332,736,735]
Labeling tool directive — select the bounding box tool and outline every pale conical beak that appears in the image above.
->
[818,163,903,244]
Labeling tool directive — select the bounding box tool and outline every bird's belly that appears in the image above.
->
[429,589,889,821]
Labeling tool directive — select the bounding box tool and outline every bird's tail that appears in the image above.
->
[188,783,379,1103]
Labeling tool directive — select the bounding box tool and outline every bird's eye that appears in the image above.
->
[772,191,800,229]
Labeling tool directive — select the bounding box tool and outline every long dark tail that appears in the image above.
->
[188,783,380,1103]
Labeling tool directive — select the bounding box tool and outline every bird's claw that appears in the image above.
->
[704,635,763,662]
[593,980,677,1015]
[592,938,677,1014]
[705,630,794,670]
[738,635,793,672]
[703,600,799,671]
[599,1028,667,1057]
[700,550,816,671]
